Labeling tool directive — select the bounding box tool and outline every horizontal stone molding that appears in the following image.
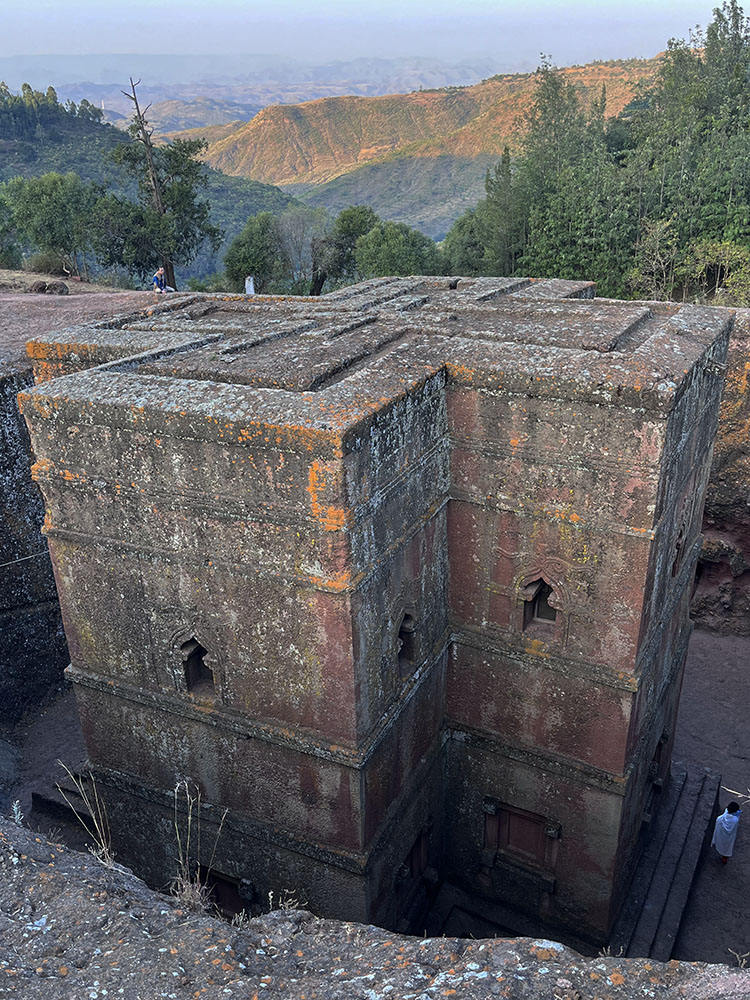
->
[445,724,631,795]
[67,633,451,768]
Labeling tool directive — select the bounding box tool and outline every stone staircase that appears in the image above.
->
[609,762,721,961]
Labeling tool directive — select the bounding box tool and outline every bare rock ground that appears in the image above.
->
[2,815,750,1000]
[0,282,151,362]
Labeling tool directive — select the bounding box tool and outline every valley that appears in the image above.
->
[167,56,660,236]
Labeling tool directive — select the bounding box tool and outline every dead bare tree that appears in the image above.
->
[121,77,176,290]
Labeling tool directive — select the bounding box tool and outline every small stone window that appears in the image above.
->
[521,579,557,630]
[181,638,214,697]
[397,613,417,674]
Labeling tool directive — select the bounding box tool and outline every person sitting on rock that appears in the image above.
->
[712,801,741,864]
[151,267,175,294]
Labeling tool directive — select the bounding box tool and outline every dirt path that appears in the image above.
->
[673,629,750,965]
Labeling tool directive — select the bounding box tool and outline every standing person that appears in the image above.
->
[152,266,175,294]
[712,801,741,864]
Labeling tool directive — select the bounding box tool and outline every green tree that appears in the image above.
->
[355,220,442,278]
[442,207,486,275]
[89,194,169,281]
[3,171,99,275]
[628,218,679,300]
[442,66,635,294]
[512,67,635,295]
[329,205,380,280]
[678,238,750,298]
[224,212,289,293]
[0,195,21,268]
[112,79,222,289]
[306,204,380,295]
[479,148,524,275]
[278,203,328,293]
[625,1,750,297]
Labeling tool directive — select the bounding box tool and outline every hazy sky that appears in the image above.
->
[3,0,716,65]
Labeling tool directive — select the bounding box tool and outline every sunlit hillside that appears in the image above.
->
[180,56,660,189]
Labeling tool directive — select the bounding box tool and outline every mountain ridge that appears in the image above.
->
[176,56,661,190]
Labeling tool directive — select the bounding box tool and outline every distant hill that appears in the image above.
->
[174,56,660,237]
[0,54,499,125]
[144,98,262,133]
[295,154,496,240]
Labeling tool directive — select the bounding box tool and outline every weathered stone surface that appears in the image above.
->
[0,817,747,1000]
[0,351,65,722]
[16,276,731,946]
[0,289,166,721]
[692,308,750,634]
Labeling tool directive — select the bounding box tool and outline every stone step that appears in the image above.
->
[609,762,720,960]
[627,768,703,957]
[609,763,688,955]
[650,767,721,962]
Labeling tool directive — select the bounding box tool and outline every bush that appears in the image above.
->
[24,252,67,276]
[93,271,137,290]
[0,243,22,269]
[187,272,229,292]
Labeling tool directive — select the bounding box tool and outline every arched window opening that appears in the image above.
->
[397,613,417,674]
[522,579,557,630]
[181,638,214,696]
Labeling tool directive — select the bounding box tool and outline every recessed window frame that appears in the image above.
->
[181,637,215,698]
[521,578,558,632]
[397,612,417,676]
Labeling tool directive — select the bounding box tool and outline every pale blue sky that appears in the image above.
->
[3,0,717,65]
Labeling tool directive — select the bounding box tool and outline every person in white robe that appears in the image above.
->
[712,801,741,863]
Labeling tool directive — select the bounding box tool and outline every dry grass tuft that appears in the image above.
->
[56,760,114,866]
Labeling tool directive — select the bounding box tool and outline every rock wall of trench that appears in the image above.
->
[693,308,750,634]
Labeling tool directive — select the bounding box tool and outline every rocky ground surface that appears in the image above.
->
[1,817,749,1000]
[0,269,140,295]
[0,281,151,359]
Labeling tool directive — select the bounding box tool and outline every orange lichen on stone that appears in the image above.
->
[524,638,550,657]
[531,946,556,960]
[30,457,54,478]
[306,460,349,532]
[308,570,352,592]
[59,468,85,483]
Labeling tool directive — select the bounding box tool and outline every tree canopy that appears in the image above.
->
[444,1,750,302]
[355,220,442,278]
[221,204,443,294]
[108,82,222,288]
[3,172,100,276]
[224,212,289,293]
